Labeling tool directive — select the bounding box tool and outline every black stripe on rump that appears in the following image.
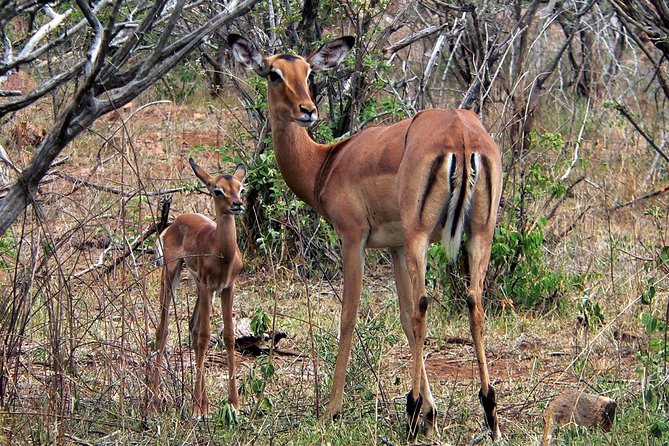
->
[450,153,468,237]
[481,155,493,225]
[419,153,446,219]
[438,153,457,228]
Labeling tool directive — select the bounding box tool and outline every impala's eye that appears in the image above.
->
[308,72,315,84]
[269,71,282,83]
[213,188,225,197]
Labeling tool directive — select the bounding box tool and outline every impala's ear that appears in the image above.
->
[307,36,355,72]
[189,158,214,186]
[233,163,247,183]
[228,34,269,75]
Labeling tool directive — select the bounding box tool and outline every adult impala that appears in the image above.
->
[151,158,246,419]
[229,34,502,440]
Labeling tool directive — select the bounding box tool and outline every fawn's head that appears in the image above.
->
[189,158,246,215]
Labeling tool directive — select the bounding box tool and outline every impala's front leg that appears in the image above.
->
[404,232,432,440]
[192,283,212,419]
[220,286,240,409]
[324,235,365,420]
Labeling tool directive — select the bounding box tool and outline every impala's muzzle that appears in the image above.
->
[230,202,245,215]
[296,104,318,127]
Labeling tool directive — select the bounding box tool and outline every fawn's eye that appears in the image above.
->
[308,71,314,83]
[213,189,225,197]
[269,71,283,83]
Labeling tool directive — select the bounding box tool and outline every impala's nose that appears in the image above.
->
[230,200,244,214]
[297,104,318,127]
[300,104,316,115]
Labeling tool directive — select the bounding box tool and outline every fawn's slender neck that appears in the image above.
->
[213,212,238,258]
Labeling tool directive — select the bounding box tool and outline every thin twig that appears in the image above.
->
[559,97,590,182]
[55,172,191,198]
[614,102,669,163]
[607,183,669,212]
[72,221,159,278]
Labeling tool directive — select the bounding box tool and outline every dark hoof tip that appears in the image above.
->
[479,385,500,438]
[406,391,423,439]
[425,406,436,427]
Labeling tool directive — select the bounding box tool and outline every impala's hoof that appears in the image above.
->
[424,405,437,437]
[406,391,423,440]
[321,406,342,422]
[192,412,212,422]
[479,384,501,440]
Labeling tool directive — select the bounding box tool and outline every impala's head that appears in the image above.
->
[228,33,355,128]
[189,158,247,215]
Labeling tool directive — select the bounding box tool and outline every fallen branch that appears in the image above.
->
[607,182,669,212]
[72,198,172,278]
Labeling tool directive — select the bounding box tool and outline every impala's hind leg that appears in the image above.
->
[403,231,434,440]
[391,248,436,438]
[466,230,501,440]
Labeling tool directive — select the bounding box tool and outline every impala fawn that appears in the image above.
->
[150,158,246,419]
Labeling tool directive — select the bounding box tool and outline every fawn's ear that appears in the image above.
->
[228,34,269,75]
[189,158,214,187]
[307,36,355,72]
[233,163,247,183]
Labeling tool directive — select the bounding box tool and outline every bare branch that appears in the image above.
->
[0,61,85,117]
[0,0,111,77]
[559,97,591,182]
[0,0,261,236]
[17,6,71,60]
[383,22,453,57]
[608,183,669,212]
[614,102,669,163]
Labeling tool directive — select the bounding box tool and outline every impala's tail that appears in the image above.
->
[155,235,165,267]
[154,196,172,267]
[441,152,481,262]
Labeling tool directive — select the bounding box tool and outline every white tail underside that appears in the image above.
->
[441,152,480,262]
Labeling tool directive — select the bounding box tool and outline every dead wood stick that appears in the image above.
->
[73,198,171,278]
[0,90,23,97]
[55,171,189,197]
[614,102,669,163]
[607,182,669,212]
[383,22,452,57]
[541,390,616,445]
